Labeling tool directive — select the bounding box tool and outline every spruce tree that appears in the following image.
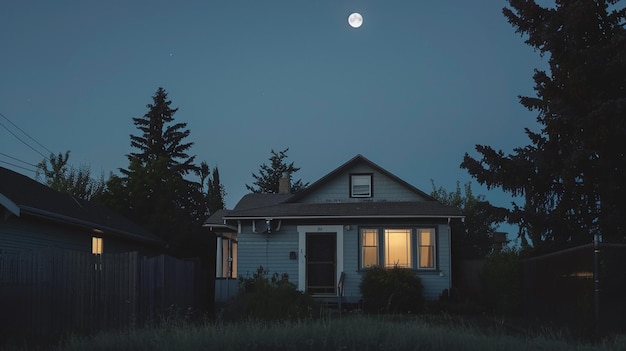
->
[246,148,308,194]
[103,88,207,246]
[461,1,626,252]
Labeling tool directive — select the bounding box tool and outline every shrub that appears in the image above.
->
[359,266,424,314]
[221,266,318,321]
[482,248,522,315]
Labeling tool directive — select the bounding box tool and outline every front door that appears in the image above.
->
[306,233,336,295]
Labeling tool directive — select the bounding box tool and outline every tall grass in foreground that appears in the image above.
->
[53,315,626,351]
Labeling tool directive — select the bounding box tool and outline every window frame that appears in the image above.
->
[359,226,438,271]
[350,173,373,198]
[417,228,437,270]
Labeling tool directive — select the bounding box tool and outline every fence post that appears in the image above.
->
[594,233,601,337]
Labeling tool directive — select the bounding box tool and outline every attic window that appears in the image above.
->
[350,174,372,198]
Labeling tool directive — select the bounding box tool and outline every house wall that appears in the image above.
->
[237,219,452,302]
[237,221,300,283]
[0,215,157,255]
[299,164,427,203]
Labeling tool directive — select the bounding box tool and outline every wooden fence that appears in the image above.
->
[0,247,206,336]
[522,243,626,335]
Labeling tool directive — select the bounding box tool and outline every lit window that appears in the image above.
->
[217,237,238,278]
[361,229,378,268]
[359,227,437,270]
[92,237,103,255]
[351,174,372,197]
[418,229,436,269]
[385,229,412,268]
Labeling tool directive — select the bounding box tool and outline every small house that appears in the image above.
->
[206,155,463,303]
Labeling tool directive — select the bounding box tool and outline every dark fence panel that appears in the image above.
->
[521,243,626,334]
[0,248,137,335]
[140,255,203,322]
[0,248,207,336]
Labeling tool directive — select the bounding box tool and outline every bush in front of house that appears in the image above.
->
[359,266,424,314]
[220,266,318,321]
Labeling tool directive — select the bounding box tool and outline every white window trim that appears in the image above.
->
[297,225,344,293]
[417,228,437,270]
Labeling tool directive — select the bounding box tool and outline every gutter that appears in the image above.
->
[224,214,465,220]
[20,205,165,246]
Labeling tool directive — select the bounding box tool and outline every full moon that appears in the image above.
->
[348,12,363,28]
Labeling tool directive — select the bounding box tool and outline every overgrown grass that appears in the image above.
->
[46,315,626,351]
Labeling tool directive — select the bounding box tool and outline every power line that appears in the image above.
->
[0,159,37,173]
[0,120,48,160]
[0,152,38,168]
[0,111,53,158]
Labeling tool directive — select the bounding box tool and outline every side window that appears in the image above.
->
[361,229,379,268]
[418,229,436,269]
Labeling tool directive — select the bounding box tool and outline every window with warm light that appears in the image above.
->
[418,229,436,269]
[350,174,372,197]
[384,229,412,268]
[360,227,437,270]
[217,237,238,278]
[361,229,378,268]
[92,237,103,255]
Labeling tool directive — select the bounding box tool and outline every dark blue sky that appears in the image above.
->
[1,1,548,237]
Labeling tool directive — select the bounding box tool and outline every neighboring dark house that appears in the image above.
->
[206,154,464,303]
[0,166,164,255]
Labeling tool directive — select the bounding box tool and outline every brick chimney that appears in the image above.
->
[279,172,291,194]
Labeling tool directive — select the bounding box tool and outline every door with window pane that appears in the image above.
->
[306,233,336,295]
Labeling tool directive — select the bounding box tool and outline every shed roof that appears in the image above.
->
[0,167,164,246]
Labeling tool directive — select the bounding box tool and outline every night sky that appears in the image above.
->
[1,1,548,238]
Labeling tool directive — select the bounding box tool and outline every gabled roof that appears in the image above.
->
[0,167,164,246]
[286,154,435,203]
[216,155,463,221]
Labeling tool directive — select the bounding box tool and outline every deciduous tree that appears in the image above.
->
[36,150,105,201]
[431,181,505,259]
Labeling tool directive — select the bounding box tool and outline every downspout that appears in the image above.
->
[447,217,452,292]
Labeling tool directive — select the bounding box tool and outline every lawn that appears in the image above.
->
[38,315,626,351]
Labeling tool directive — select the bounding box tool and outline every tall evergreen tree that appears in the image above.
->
[461,1,626,252]
[246,148,308,194]
[207,165,226,214]
[101,88,207,247]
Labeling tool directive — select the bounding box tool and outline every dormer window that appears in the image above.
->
[350,174,373,198]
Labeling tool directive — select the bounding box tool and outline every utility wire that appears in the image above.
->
[0,159,37,173]
[0,120,48,160]
[0,111,54,158]
[0,152,38,168]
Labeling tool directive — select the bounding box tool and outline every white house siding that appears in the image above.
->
[236,223,300,284]
[299,165,426,204]
[418,223,452,299]
[341,226,361,300]
[237,221,452,301]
